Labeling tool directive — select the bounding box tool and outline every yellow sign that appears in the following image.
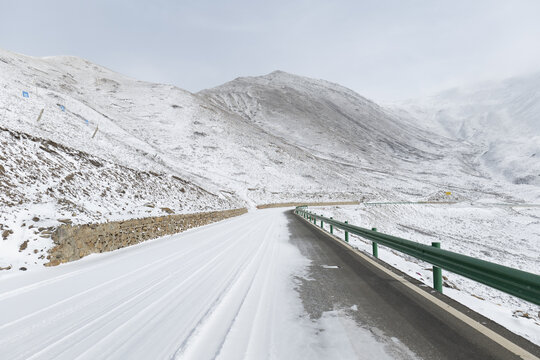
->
[445,192,452,196]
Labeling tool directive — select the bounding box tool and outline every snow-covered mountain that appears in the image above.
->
[1,48,489,206]
[200,70,440,167]
[198,71,512,200]
[1,47,539,270]
[397,73,540,186]
[0,50,382,205]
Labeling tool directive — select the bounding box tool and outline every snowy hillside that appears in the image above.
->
[0,125,238,270]
[0,48,245,270]
[0,49,373,204]
[396,73,540,186]
[1,47,539,273]
[199,71,441,168]
[200,70,540,201]
[200,71,518,198]
[1,47,505,206]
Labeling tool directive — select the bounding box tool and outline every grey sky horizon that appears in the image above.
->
[1,0,540,102]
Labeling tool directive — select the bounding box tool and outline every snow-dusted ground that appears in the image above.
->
[392,72,540,187]
[0,209,419,360]
[310,204,540,345]
[0,126,240,271]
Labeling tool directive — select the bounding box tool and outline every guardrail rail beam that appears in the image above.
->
[295,207,540,305]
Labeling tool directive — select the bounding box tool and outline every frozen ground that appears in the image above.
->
[310,203,540,345]
[0,209,421,360]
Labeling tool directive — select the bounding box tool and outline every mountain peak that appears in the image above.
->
[202,70,372,106]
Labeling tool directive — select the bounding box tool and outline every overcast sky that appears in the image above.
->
[2,0,540,101]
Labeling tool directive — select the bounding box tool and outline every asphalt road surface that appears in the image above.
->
[288,210,540,360]
[0,208,538,359]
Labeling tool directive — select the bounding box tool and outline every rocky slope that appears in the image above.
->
[0,125,238,270]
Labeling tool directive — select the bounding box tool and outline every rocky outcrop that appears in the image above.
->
[46,208,247,266]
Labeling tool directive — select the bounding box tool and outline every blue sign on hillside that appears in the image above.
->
[58,104,65,112]
[84,118,89,125]
[22,91,29,98]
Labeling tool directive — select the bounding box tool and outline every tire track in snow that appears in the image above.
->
[0,213,266,360]
[19,215,269,360]
[0,212,249,301]
[71,219,269,360]
[1,234,243,355]
[103,214,279,359]
[175,213,279,359]
[16,219,263,360]
[214,211,298,360]
[0,211,258,331]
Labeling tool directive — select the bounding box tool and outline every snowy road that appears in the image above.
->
[0,209,538,359]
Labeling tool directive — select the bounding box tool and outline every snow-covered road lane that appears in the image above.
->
[2,208,401,360]
[3,208,539,360]
[0,210,287,359]
[2,208,537,359]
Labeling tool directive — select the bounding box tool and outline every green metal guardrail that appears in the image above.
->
[295,207,540,306]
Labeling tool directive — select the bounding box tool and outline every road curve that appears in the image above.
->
[0,208,538,359]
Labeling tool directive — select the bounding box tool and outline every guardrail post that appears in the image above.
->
[371,228,378,258]
[432,242,443,293]
[345,221,349,242]
[320,218,324,228]
[330,217,333,234]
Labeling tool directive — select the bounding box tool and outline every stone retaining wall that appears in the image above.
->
[46,208,247,266]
